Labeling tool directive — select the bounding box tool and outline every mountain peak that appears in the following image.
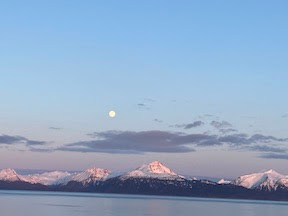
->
[148,160,161,165]
[0,168,22,182]
[145,160,177,175]
[69,167,111,184]
[1,168,17,174]
[121,160,184,180]
[232,169,287,190]
[264,169,279,174]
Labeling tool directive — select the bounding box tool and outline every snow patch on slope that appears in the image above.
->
[218,179,231,184]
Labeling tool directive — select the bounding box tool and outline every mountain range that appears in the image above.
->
[1,160,288,201]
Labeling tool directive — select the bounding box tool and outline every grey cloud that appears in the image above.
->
[218,133,250,145]
[282,113,288,118]
[29,147,54,152]
[184,121,204,129]
[173,121,204,129]
[154,119,163,123]
[218,133,287,145]
[59,130,288,154]
[248,145,286,153]
[0,135,26,144]
[260,153,288,160]
[172,133,219,146]
[249,134,287,143]
[49,127,62,130]
[136,103,150,110]
[219,128,238,134]
[59,130,196,153]
[211,121,232,129]
[0,134,47,146]
[26,140,47,145]
[136,98,156,110]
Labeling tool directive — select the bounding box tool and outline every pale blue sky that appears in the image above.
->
[0,1,288,178]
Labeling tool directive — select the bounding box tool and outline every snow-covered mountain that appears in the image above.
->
[0,168,72,185]
[0,167,112,186]
[232,169,288,191]
[120,160,185,180]
[62,168,111,185]
[0,169,24,182]
[2,163,288,193]
[24,171,72,185]
[2,163,288,201]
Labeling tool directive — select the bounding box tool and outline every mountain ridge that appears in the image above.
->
[1,161,288,201]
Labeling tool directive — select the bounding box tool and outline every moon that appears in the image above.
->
[109,111,116,118]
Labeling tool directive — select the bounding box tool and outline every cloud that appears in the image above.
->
[172,121,204,129]
[58,130,288,154]
[136,103,150,110]
[282,113,288,118]
[0,134,47,146]
[154,119,163,123]
[219,128,238,134]
[211,121,232,129]
[218,134,287,145]
[184,121,204,129]
[260,153,288,160]
[136,98,156,110]
[49,127,62,130]
[248,145,286,153]
[249,134,287,143]
[29,147,54,152]
[59,131,196,153]
[0,135,26,144]
[210,120,239,134]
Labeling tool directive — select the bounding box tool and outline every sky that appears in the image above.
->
[0,0,288,178]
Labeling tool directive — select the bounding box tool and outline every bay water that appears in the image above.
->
[1,190,287,216]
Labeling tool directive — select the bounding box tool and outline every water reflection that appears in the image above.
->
[0,190,287,216]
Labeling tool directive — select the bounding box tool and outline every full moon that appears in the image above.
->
[109,111,116,118]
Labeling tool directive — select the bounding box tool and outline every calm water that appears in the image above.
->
[1,190,288,216]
